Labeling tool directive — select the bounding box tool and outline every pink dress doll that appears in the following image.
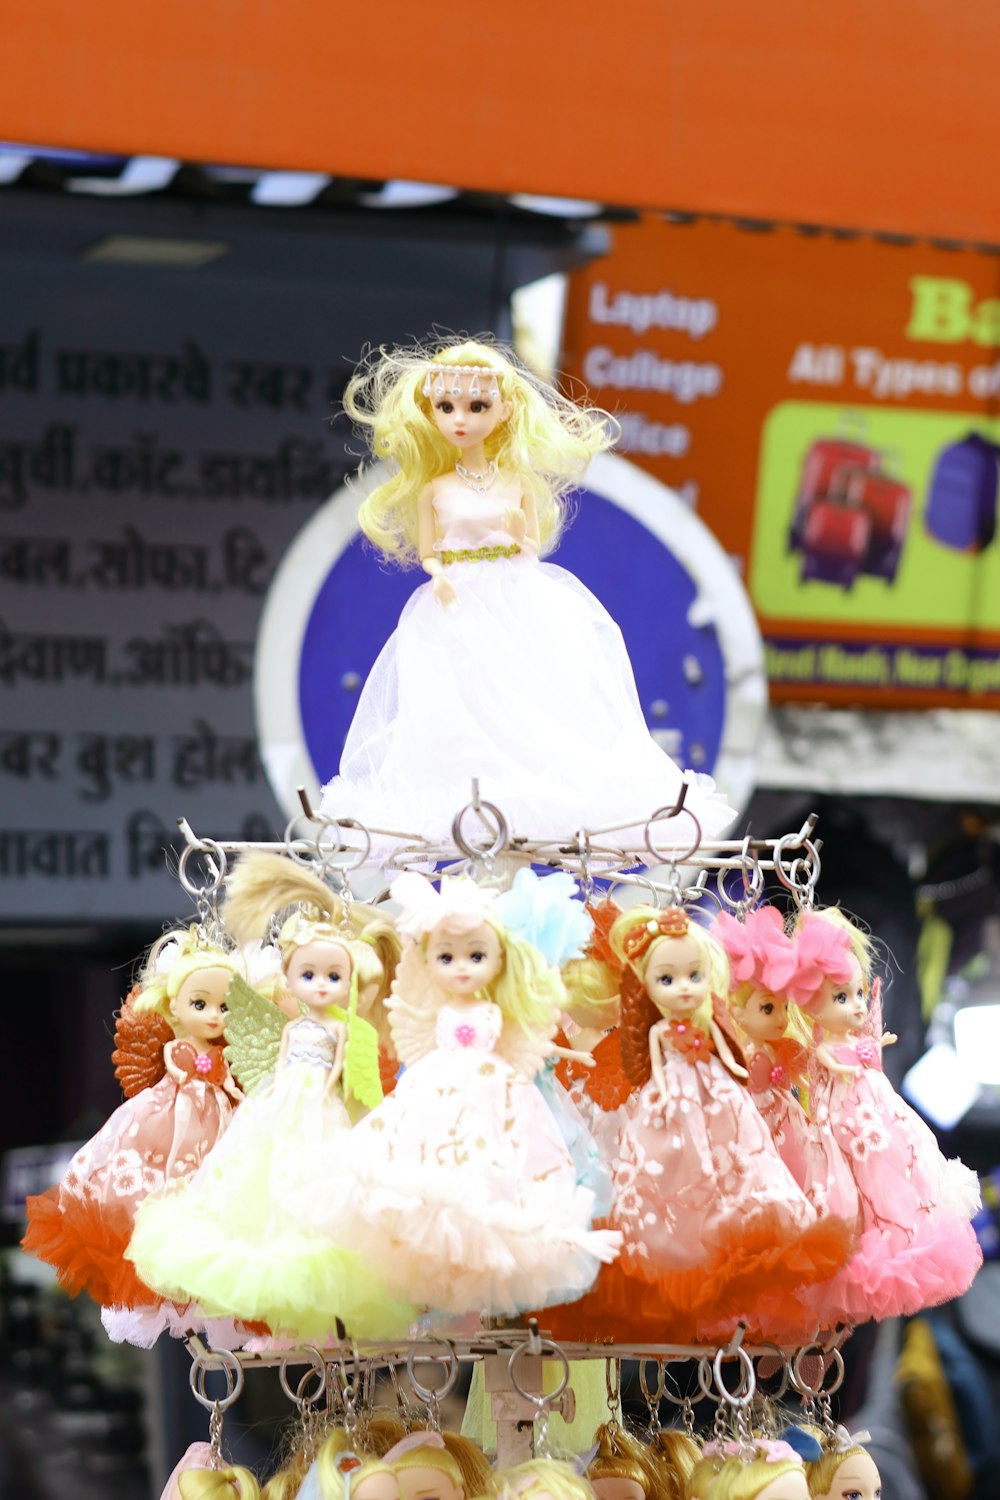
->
[22,931,243,1319]
[794,909,982,1322]
[546,906,850,1343]
[715,906,860,1228]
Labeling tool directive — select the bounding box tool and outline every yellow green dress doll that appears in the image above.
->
[126,853,416,1341]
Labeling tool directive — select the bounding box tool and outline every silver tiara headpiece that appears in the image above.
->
[421,363,502,400]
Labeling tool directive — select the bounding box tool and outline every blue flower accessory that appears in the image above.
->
[494,869,591,967]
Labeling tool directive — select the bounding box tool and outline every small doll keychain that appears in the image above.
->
[715,905,861,1231]
[687,1437,820,1500]
[320,335,735,845]
[318,871,621,1318]
[791,907,982,1322]
[804,1429,882,1500]
[126,853,415,1342]
[545,905,850,1343]
[22,927,243,1324]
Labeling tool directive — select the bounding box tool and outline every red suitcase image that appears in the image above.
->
[836,466,912,581]
[788,437,878,549]
[799,499,872,589]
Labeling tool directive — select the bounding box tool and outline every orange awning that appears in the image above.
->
[6,2,1000,244]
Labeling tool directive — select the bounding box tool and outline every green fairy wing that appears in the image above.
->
[223,972,285,1094]
[342,1012,383,1110]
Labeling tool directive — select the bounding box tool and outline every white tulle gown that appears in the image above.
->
[321,487,735,842]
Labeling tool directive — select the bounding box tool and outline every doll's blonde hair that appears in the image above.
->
[223,851,401,1034]
[178,1467,261,1500]
[389,1431,492,1498]
[134,929,240,1024]
[588,1421,673,1500]
[687,1454,804,1500]
[488,1460,596,1500]
[614,908,729,1088]
[647,1432,701,1500]
[804,1445,868,1498]
[346,337,616,565]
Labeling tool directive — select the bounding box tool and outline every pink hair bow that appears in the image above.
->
[716,907,796,992]
[785,913,855,1011]
[703,1439,803,1465]
[390,873,498,941]
[383,1432,446,1464]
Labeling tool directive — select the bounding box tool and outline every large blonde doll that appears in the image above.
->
[317,872,621,1316]
[320,335,734,843]
[126,854,416,1341]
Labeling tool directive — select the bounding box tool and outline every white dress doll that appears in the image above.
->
[126,854,415,1341]
[317,872,621,1316]
[320,338,735,844]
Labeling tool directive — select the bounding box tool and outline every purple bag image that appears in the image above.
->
[924,432,999,553]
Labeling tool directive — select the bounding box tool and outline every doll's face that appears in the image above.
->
[285,939,352,1012]
[812,953,867,1037]
[169,965,232,1042]
[812,1451,881,1500]
[755,1470,810,1500]
[643,933,709,1018]
[737,987,789,1044]
[427,921,503,997]
[429,376,511,452]
[393,1463,464,1500]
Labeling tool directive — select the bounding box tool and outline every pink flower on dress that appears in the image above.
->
[194,1053,213,1075]
[855,1039,880,1068]
[453,1023,477,1047]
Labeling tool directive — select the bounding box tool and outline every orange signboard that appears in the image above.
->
[561,216,1000,708]
[5,3,1000,243]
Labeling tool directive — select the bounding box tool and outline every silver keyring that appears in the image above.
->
[283,812,338,869]
[638,1359,666,1406]
[698,1346,755,1408]
[791,1345,845,1399]
[451,798,508,859]
[178,839,227,899]
[662,1357,710,1409]
[644,803,703,866]
[753,1345,791,1401]
[189,1349,244,1412]
[405,1340,459,1405]
[279,1348,328,1408]
[330,818,373,874]
[507,1337,570,1409]
[774,835,822,903]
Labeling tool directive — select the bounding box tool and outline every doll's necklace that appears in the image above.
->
[455,459,498,494]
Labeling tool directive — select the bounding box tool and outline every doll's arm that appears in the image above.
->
[880,1031,898,1048]
[816,1040,857,1078]
[648,1021,669,1098]
[504,492,540,555]
[221,1070,244,1104]
[710,1019,749,1080]
[162,1039,189,1085]
[546,1042,596,1069]
[418,485,458,610]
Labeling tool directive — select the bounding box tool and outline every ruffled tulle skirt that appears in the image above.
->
[22,1074,234,1309]
[316,1046,621,1316]
[545,1059,852,1343]
[126,1063,417,1340]
[321,555,735,844]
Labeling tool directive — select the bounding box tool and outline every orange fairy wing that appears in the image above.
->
[585,899,619,968]
[378,1043,399,1097]
[582,1029,633,1111]
[111,988,173,1098]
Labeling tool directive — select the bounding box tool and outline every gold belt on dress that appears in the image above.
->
[438,543,521,565]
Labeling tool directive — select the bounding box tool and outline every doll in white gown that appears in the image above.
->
[321,339,735,845]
